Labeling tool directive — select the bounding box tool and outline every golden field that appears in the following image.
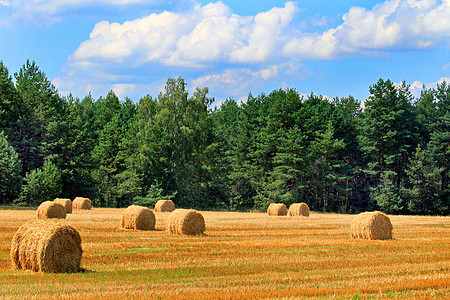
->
[0,208,448,299]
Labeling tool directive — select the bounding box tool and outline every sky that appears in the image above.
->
[0,0,449,105]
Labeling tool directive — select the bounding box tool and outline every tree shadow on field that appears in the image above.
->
[41,268,96,274]
[78,268,95,274]
[198,233,208,237]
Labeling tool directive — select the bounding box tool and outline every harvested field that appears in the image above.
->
[0,208,448,299]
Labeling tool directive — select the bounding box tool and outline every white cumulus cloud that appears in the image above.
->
[71,0,450,68]
[229,1,297,63]
[283,0,450,59]
[71,1,298,67]
[54,0,450,101]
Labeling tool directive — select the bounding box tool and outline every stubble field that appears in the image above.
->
[0,208,448,299]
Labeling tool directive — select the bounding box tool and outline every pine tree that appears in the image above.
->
[234,94,267,209]
[415,86,438,145]
[14,60,64,175]
[0,131,22,204]
[309,122,345,212]
[0,62,21,141]
[358,79,419,211]
[114,98,142,208]
[263,89,306,207]
[211,99,255,209]
[429,82,450,213]
[333,96,363,212]
[53,94,98,200]
[371,170,404,214]
[93,94,138,207]
[359,79,418,175]
[428,111,449,215]
[267,125,306,206]
[95,90,122,130]
[407,81,449,215]
[403,145,443,214]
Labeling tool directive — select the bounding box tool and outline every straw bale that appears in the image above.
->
[288,203,310,217]
[154,200,175,212]
[11,220,82,273]
[350,211,393,240]
[73,197,92,210]
[120,205,155,230]
[37,201,66,220]
[267,203,288,216]
[166,209,205,235]
[10,221,33,269]
[54,198,72,214]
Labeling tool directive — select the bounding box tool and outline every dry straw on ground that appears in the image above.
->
[154,200,175,212]
[167,209,205,235]
[120,205,155,230]
[37,201,66,219]
[11,220,83,273]
[289,203,310,217]
[350,211,393,240]
[54,198,72,214]
[73,197,92,210]
[267,203,288,216]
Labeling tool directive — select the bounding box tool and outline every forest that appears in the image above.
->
[0,60,448,215]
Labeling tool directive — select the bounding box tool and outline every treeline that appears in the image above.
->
[0,60,448,215]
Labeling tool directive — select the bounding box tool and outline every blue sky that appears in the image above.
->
[0,0,449,105]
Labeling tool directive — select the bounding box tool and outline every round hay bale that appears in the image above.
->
[11,220,82,273]
[154,200,175,212]
[166,209,205,235]
[267,203,287,216]
[37,201,66,220]
[73,197,92,210]
[288,203,310,217]
[120,205,155,230]
[10,221,34,270]
[54,198,72,214]
[350,211,393,240]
